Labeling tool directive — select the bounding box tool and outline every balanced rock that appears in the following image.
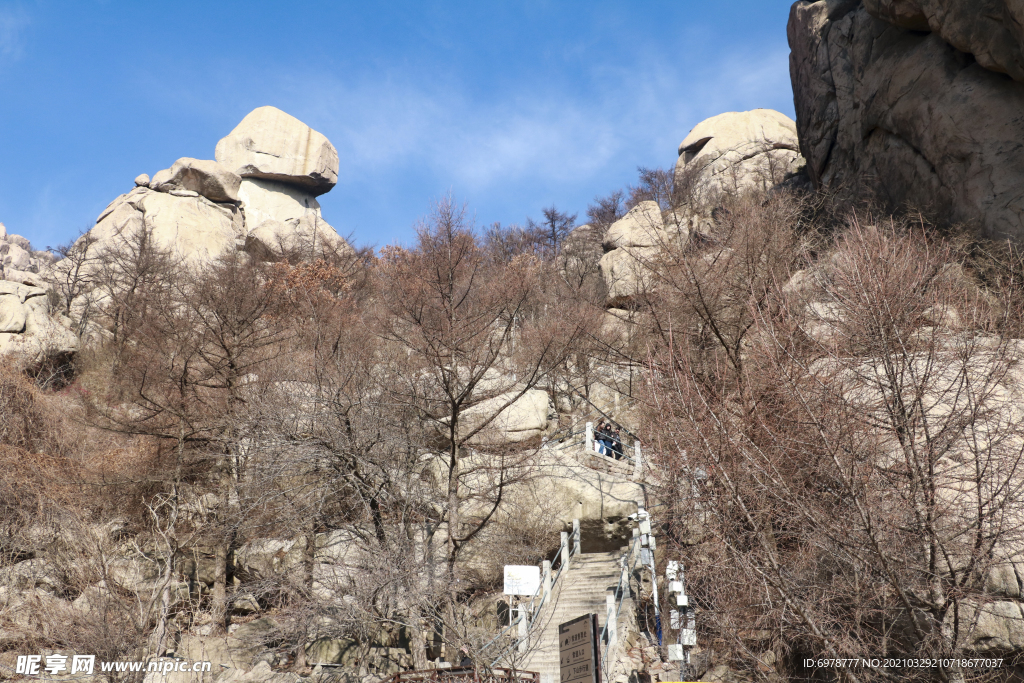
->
[33,106,351,362]
[75,107,347,272]
[215,106,339,196]
[149,157,241,203]
[788,0,1024,242]
[675,109,802,196]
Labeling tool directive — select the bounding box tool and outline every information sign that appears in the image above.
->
[503,565,541,596]
[558,614,599,683]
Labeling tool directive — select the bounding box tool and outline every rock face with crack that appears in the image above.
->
[788,0,1024,242]
[863,0,1024,82]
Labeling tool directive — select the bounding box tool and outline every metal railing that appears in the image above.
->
[480,522,581,666]
[384,667,539,683]
[598,535,641,677]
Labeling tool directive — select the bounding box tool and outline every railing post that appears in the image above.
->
[586,422,594,453]
[572,519,581,556]
[632,440,642,480]
[606,592,617,652]
[517,604,528,654]
[560,531,569,570]
[542,560,552,599]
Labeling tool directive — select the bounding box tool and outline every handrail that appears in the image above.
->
[485,545,572,667]
[566,384,640,441]
[480,531,575,665]
[599,536,641,676]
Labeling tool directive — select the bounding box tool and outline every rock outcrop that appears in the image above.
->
[0,223,56,281]
[788,0,1024,242]
[73,107,349,270]
[597,110,802,307]
[91,185,246,266]
[675,109,802,197]
[598,202,674,307]
[238,178,348,260]
[0,226,77,370]
[461,388,555,445]
[0,108,351,367]
[863,0,1024,82]
[215,106,339,196]
[149,157,242,203]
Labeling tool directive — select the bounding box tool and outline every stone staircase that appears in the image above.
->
[521,551,623,683]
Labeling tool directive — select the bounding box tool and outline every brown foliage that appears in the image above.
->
[644,210,1024,680]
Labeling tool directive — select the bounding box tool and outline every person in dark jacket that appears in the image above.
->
[610,426,623,459]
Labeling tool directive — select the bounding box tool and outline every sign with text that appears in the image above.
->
[503,565,541,596]
[559,614,599,683]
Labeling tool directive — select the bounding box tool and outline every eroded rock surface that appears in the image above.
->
[149,157,242,203]
[864,0,1024,82]
[788,0,1024,241]
[675,109,802,197]
[598,201,690,307]
[0,228,77,370]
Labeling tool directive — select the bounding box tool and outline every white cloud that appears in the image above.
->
[283,42,794,197]
[131,36,793,227]
[0,4,30,65]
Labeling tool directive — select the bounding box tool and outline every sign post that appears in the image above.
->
[558,614,600,683]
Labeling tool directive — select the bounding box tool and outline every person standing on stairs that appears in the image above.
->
[595,421,612,456]
[610,425,623,460]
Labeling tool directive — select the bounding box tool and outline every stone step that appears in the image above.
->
[520,550,627,683]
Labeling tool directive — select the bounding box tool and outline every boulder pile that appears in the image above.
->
[0,224,77,369]
[598,109,804,307]
[0,107,351,370]
[89,106,350,267]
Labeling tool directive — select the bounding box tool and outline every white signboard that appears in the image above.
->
[504,565,541,596]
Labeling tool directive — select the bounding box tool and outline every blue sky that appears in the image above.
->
[0,1,797,251]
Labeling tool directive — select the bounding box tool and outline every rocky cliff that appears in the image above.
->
[788,0,1024,241]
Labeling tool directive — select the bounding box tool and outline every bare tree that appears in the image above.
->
[645,216,1024,682]
[47,227,100,332]
[84,248,289,635]
[526,206,576,259]
[586,190,626,233]
[368,195,588,659]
